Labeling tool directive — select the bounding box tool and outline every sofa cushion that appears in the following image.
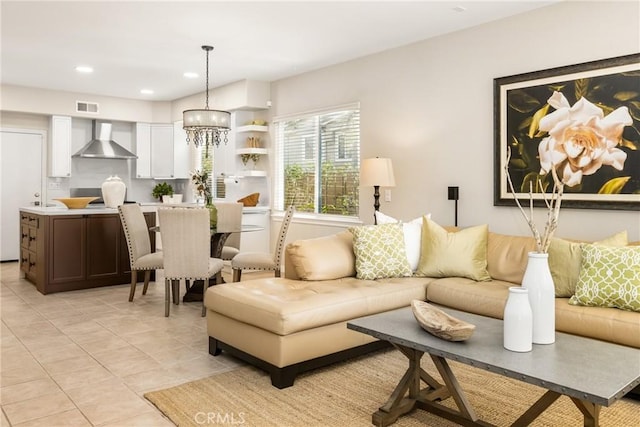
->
[351,223,412,280]
[486,232,537,284]
[569,244,640,312]
[426,277,512,319]
[555,298,640,348]
[417,218,490,281]
[375,211,430,271]
[286,231,355,280]
[548,231,628,297]
[204,277,430,335]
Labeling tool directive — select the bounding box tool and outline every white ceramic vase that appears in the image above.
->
[101,175,126,208]
[521,252,555,344]
[503,287,532,352]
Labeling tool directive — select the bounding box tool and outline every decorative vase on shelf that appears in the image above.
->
[522,252,555,344]
[101,175,126,208]
[503,287,532,352]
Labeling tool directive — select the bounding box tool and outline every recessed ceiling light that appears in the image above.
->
[453,6,466,13]
[183,72,199,79]
[75,65,93,73]
[140,89,154,95]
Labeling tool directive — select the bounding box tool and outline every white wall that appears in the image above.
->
[170,79,271,120]
[270,1,640,242]
[0,84,167,123]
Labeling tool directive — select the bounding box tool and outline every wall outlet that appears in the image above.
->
[48,181,61,190]
[384,189,391,202]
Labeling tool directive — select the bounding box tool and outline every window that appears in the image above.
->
[274,104,360,216]
[336,133,349,160]
[304,137,314,160]
[195,145,217,201]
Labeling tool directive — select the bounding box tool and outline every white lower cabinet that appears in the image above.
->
[241,209,270,253]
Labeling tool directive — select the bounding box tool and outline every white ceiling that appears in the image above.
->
[1,1,558,102]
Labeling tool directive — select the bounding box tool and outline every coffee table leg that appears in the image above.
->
[372,344,449,427]
[569,398,601,427]
[511,390,561,426]
[511,391,601,427]
[430,355,479,421]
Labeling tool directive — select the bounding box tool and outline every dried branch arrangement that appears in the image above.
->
[504,147,564,253]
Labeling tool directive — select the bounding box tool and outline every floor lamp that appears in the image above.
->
[360,158,396,224]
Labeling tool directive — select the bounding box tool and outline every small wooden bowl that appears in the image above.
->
[411,300,476,341]
[237,192,260,207]
[54,197,99,209]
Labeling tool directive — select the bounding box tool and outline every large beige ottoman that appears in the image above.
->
[204,276,430,388]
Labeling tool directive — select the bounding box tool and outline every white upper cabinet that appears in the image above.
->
[150,124,174,178]
[135,123,152,178]
[49,115,72,177]
[135,123,175,179]
[173,121,190,179]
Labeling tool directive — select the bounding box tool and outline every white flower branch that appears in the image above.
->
[505,147,564,253]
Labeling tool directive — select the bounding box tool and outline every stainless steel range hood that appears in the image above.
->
[73,121,137,159]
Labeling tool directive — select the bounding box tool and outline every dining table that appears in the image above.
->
[151,223,264,302]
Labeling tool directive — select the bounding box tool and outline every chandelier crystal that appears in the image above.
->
[183,45,230,150]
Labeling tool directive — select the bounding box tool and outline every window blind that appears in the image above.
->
[274,105,360,216]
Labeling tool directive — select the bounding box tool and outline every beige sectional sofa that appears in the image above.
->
[204,227,639,388]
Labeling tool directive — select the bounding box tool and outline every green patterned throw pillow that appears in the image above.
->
[548,231,628,297]
[350,223,412,280]
[569,244,640,312]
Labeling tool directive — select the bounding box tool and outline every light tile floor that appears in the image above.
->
[1,262,262,427]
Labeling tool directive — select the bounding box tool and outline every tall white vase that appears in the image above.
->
[101,175,126,208]
[503,287,532,352]
[521,252,555,344]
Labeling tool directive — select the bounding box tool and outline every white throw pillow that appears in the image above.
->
[374,211,431,272]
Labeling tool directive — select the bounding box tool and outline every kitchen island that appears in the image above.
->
[19,206,156,294]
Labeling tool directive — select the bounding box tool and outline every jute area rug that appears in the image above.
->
[145,349,639,427]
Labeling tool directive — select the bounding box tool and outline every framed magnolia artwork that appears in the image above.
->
[494,53,640,210]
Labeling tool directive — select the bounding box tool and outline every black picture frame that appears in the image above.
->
[494,53,640,211]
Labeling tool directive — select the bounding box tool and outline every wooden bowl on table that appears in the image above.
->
[54,197,99,209]
[411,300,476,341]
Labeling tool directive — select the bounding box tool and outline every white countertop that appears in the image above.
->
[20,205,157,215]
[21,204,270,216]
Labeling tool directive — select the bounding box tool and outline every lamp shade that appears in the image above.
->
[360,157,396,187]
[183,109,231,128]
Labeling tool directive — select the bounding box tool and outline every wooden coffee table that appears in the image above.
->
[347,306,640,427]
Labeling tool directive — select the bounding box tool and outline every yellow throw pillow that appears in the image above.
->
[548,231,628,297]
[416,218,490,281]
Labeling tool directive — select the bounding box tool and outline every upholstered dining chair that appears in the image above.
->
[215,201,244,261]
[158,207,224,317]
[118,204,164,302]
[231,205,295,282]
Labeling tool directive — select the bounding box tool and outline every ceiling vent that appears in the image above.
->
[76,101,99,114]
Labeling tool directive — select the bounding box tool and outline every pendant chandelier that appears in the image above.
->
[183,45,230,150]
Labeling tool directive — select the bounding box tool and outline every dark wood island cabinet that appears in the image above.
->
[19,209,156,294]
